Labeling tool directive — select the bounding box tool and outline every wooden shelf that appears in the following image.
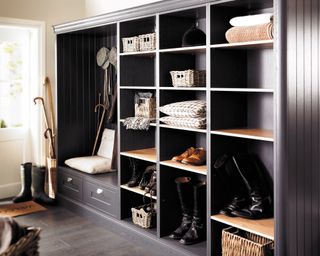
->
[159,45,206,54]
[160,87,206,91]
[121,184,157,200]
[159,124,207,133]
[120,86,156,90]
[211,128,274,142]
[211,40,273,50]
[160,160,207,175]
[120,148,157,163]
[211,214,274,240]
[211,88,274,93]
[120,50,156,56]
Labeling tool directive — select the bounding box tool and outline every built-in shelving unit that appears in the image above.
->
[55,1,276,255]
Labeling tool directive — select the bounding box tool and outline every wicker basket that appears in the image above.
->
[170,69,206,87]
[135,97,156,119]
[2,227,41,256]
[139,33,156,51]
[222,227,274,256]
[131,203,156,229]
[122,36,140,52]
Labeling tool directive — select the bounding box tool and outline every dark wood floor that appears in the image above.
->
[11,205,165,256]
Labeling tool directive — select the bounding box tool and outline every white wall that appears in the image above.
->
[0,0,85,89]
[85,0,164,16]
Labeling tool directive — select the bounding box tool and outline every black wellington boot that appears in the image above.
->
[180,181,207,245]
[13,162,32,203]
[127,158,143,187]
[218,155,249,217]
[231,155,272,219]
[32,166,56,205]
[169,177,193,240]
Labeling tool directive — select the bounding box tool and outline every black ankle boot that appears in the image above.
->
[32,166,56,205]
[230,155,272,219]
[144,170,156,195]
[180,181,206,245]
[169,177,193,240]
[127,158,143,187]
[139,165,156,190]
[13,162,32,203]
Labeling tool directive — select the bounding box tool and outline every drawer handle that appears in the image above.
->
[96,188,103,194]
[67,177,73,183]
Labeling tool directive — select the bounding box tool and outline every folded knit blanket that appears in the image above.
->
[225,22,274,43]
[230,13,273,27]
[123,117,151,130]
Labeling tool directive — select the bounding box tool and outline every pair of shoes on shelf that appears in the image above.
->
[127,159,157,196]
[172,147,206,166]
[214,154,273,220]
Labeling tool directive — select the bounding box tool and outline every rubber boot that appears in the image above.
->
[218,155,249,217]
[180,181,207,245]
[127,158,143,187]
[13,163,32,203]
[32,166,56,205]
[169,177,193,240]
[231,155,272,219]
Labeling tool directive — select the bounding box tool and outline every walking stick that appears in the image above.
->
[92,103,107,155]
[33,97,50,130]
[43,77,56,138]
[44,128,56,159]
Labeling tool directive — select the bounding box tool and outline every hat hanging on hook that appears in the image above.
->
[96,47,110,70]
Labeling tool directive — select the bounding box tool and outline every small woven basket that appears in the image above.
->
[122,36,140,52]
[2,227,41,256]
[131,203,156,229]
[222,227,274,256]
[139,33,156,51]
[170,69,206,87]
[135,97,156,119]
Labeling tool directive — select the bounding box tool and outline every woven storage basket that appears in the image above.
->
[139,33,156,51]
[2,227,41,256]
[122,36,140,52]
[222,227,274,256]
[170,69,206,87]
[135,97,156,119]
[131,203,156,229]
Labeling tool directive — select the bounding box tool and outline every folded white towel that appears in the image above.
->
[230,13,273,27]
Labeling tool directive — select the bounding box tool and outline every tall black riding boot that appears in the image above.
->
[231,155,272,219]
[32,166,55,205]
[180,181,207,245]
[169,177,193,240]
[127,158,143,187]
[217,155,249,217]
[13,162,32,203]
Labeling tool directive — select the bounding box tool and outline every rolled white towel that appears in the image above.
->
[230,13,273,27]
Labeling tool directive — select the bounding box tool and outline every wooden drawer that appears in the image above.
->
[83,181,117,217]
[58,171,83,201]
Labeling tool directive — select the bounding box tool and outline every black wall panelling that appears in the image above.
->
[57,24,117,165]
[280,0,320,255]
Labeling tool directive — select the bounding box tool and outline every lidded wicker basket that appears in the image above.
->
[122,36,140,52]
[222,227,274,256]
[170,69,206,87]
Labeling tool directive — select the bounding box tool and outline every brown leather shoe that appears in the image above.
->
[181,148,206,166]
[172,147,195,162]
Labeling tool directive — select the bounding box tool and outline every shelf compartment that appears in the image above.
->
[120,148,157,163]
[161,160,207,175]
[159,124,207,133]
[211,214,274,240]
[211,40,273,50]
[121,184,157,200]
[159,45,206,54]
[211,128,273,142]
[120,50,156,57]
[211,88,274,93]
